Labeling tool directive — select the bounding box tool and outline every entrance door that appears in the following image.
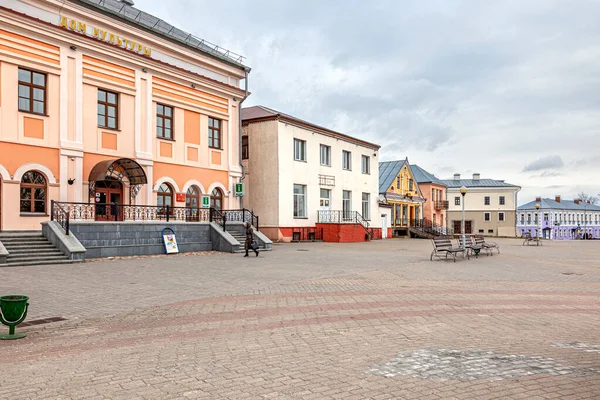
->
[342,190,352,221]
[381,214,388,239]
[319,189,331,222]
[95,180,123,221]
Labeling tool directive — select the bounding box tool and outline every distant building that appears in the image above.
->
[242,106,381,242]
[517,196,600,240]
[412,165,447,229]
[378,159,426,237]
[440,173,521,237]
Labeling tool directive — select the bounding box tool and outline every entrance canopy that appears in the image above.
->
[89,158,147,185]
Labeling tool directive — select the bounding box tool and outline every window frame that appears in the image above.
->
[210,188,224,210]
[20,170,47,214]
[361,155,370,175]
[499,196,505,205]
[156,103,174,140]
[361,192,370,220]
[293,184,307,218]
[242,136,249,160]
[320,144,331,167]
[342,190,352,220]
[18,68,47,115]
[208,117,222,149]
[97,89,119,130]
[293,139,306,162]
[498,212,505,222]
[342,150,352,170]
[157,183,174,214]
[484,212,491,222]
[455,197,460,206]
[484,196,490,205]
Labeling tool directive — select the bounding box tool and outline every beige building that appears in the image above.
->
[440,173,521,237]
[242,106,381,242]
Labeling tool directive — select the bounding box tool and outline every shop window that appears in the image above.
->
[18,68,46,115]
[20,171,46,213]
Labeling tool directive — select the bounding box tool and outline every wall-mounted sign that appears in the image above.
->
[201,195,210,209]
[234,183,244,197]
[59,16,152,57]
[176,193,186,202]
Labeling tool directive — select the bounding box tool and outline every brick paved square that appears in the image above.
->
[0,238,599,399]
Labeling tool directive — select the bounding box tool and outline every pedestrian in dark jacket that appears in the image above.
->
[244,222,259,257]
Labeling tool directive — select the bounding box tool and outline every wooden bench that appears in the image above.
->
[522,232,542,246]
[458,236,484,258]
[473,235,500,254]
[431,236,468,262]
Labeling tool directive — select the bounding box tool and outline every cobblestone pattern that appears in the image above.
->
[366,348,600,381]
[552,342,600,353]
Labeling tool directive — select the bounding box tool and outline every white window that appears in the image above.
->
[361,155,370,174]
[320,188,331,208]
[293,184,306,218]
[498,212,505,222]
[293,139,306,161]
[342,150,351,170]
[361,192,370,220]
[499,196,505,205]
[342,190,352,219]
[320,144,331,166]
[484,212,491,222]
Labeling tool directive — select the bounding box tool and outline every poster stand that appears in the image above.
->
[162,228,179,254]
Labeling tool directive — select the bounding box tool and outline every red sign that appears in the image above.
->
[176,193,186,202]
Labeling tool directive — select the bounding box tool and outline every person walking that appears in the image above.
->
[244,222,259,257]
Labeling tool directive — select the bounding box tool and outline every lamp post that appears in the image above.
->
[535,204,540,240]
[460,186,467,257]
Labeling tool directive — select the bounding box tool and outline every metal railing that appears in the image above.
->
[210,208,226,231]
[410,218,454,237]
[50,200,71,235]
[318,174,335,187]
[434,200,449,210]
[221,209,259,231]
[317,210,370,234]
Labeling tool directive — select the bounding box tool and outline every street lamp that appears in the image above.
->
[460,186,467,257]
[535,203,540,240]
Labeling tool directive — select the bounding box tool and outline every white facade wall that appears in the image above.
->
[277,122,380,228]
[447,187,518,212]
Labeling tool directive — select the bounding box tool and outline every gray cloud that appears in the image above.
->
[522,156,564,172]
[137,0,600,195]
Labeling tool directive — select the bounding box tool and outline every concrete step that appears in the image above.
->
[7,250,64,257]
[6,255,70,263]
[3,243,56,250]
[0,231,43,238]
[3,259,79,267]
[0,237,49,244]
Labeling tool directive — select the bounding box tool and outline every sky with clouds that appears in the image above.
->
[137,0,600,204]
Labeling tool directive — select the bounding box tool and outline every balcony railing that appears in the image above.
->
[434,200,449,210]
[318,174,335,187]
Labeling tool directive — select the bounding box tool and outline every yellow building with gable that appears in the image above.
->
[378,159,425,236]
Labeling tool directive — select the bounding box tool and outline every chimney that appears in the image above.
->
[555,195,561,203]
[472,173,480,181]
[454,173,461,181]
[535,197,541,202]
[574,199,581,205]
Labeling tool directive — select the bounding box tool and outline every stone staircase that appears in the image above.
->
[0,232,78,267]
[227,229,267,253]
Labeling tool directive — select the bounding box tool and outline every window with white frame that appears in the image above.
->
[499,196,505,205]
[361,155,370,174]
[342,190,352,219]
[484,196,490,205]
[342,150,351,170]
[455,197,460,206]
[320,188,331,208]
[293,139,306,161]
[498,212,505,222]
[520,213,524,223]
[320,144,331,166]
[484,212,491,222]
[361,192,370,220]
[293,184,307,217]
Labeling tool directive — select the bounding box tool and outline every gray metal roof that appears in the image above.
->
[72,0,248,70]
[378,160,424,198]
[411,165,445,186]
[440,178,520,188]
[518,198,600,211]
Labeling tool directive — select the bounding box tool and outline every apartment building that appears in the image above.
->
[440,173,521,237]
[242,105,381,242]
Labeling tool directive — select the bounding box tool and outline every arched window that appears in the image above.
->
[210,188,223,210]
[157,183,173,209]
[186,185,201,220]
[20,170,46,213]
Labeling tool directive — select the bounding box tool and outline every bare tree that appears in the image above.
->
[577,192,599,205]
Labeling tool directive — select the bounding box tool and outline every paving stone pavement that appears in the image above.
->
[0,238,599,399]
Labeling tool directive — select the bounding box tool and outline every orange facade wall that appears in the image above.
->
[0,142,59,178]
[153,161,228,193]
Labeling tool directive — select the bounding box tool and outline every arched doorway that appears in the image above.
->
[95,179,123,221]
[210,188,223,210]
[0,176,2,231]
[186,185,201,221]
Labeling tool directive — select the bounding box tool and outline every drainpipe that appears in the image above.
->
[238,68,250,209]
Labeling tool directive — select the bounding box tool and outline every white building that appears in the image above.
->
[242,106,381,242]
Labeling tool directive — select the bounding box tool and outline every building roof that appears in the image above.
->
[378,159,424,199]
[241,105,381,150]
[411,165,445,186]
[518,198,600,211]
[440,178,520,189]
[71,0,248,70]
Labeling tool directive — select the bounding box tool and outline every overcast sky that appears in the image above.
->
[137,0,600,204]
